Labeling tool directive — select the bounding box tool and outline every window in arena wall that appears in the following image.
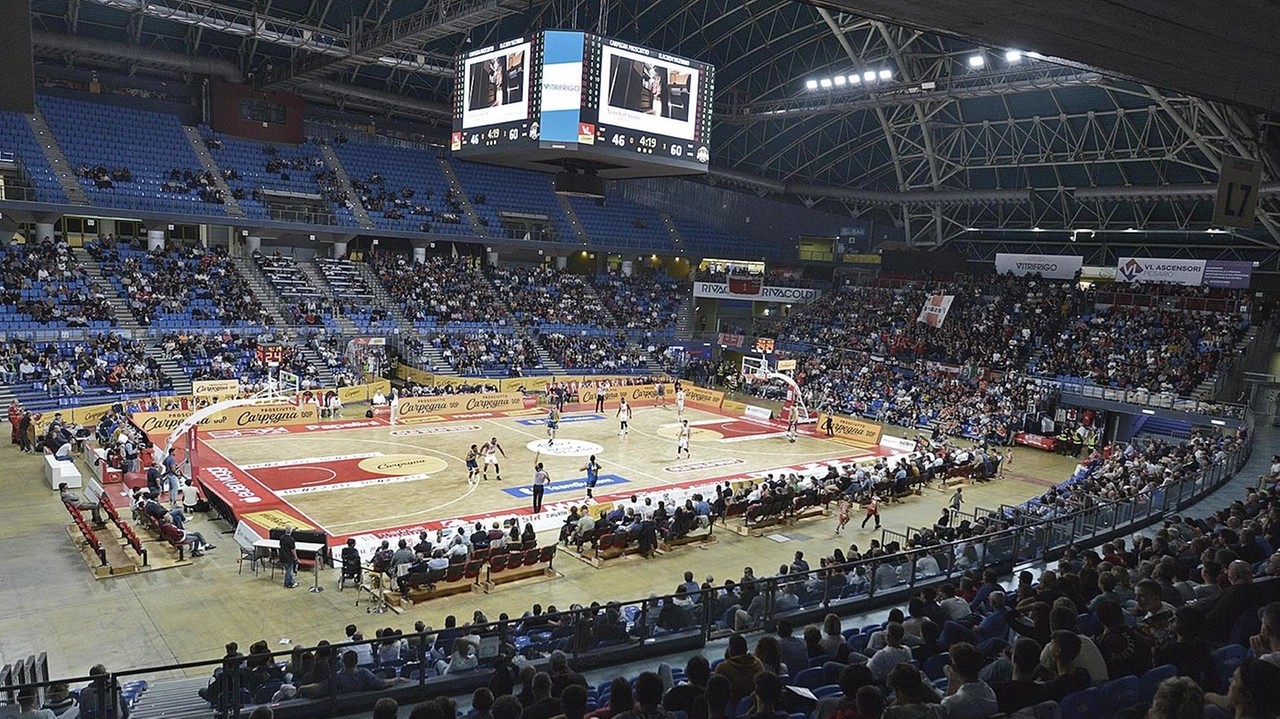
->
[239,98,288,126]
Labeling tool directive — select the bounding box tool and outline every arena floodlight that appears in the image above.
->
[878,69,892,80]
[819,78,833,88]
[1005,50,1022,63]
[863,70,876,82]
[805,79,819,90]
[968,55,985,68]
[848,74,861,85]
[834,75,846,86]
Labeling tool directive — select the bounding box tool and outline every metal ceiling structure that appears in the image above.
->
[26,0,1280,265]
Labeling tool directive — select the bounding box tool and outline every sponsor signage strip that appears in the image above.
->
[500,474,630,498]
[693,282,822,303]
[817,412,885,446]
[393,392,535,421]
[994,253,1083,280]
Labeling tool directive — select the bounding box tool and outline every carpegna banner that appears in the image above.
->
[994,253,1083,280]
[693,282,822,303]
[917,294,955,328]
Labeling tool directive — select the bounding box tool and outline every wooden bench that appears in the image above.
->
[482,546,556,591]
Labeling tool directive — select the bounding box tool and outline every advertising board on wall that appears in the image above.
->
[994,253,1084,280]
[693,282,822,303]
[1115,257,1253,288]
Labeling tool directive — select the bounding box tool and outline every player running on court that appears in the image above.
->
[579,454,601,500]
[546,405,560,446]
[835,495,852,534]
[616,398,632,436]
[466,444,481,484]
[676,419,691,459]
[482,436,507,481]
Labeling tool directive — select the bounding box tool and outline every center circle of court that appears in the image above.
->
[655,425,724,440]
[356,453,449,475]
[524,439,604,457]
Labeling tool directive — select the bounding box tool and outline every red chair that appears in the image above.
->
[464,559,484,581]
[472,547,489,563]
[523,549,541,567]
[445,564,465,583]
[488,554,508,575]
[538,545,556,565]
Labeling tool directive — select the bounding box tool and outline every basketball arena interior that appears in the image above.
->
[1,0,1280,718]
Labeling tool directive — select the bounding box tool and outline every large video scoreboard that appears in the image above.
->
[451,31,715,177]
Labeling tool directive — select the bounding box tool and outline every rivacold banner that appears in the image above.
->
[1116,257,1206,286]
[994,253,1083,280]
[693,282,822,303]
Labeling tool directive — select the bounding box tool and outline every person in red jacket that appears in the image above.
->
[158,515,215,557]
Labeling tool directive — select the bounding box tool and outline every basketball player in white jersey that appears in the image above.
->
[676,419,691,459]
[616,398,631,436]
[481,436,507,481]
[674,384,686,419]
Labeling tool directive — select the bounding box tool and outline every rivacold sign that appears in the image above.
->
[693,282,821,303]
[994,253,1083,280]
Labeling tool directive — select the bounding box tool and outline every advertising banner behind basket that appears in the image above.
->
[916,294,955,328]
[1115,257,1253,288]
[817,412,884,446]
[693,282,822,304]
[573,383,675,405]
[192,379,242,399]
[394,392,533,421]
[994,253,1083,280]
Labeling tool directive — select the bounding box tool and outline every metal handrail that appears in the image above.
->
[0,440,1250,716]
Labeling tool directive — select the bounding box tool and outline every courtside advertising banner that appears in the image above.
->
[917,294,955,328]
[994,253,1083,280]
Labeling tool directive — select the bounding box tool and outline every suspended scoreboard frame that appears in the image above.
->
[451,31,715,179]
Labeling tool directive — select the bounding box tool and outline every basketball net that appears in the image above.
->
[740,354,815,423]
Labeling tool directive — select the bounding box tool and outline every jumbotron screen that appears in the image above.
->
[451,31,714,175]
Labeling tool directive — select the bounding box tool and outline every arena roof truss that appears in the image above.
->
[25,0,1280,262]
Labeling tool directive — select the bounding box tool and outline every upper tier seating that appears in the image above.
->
[38,96,225,216]
[449,160,575,242]
[0,239,114,330]
[1,334,171,409]
[566,196,675,251]
[331,141,468,234]
[202,133,355,226]
[0,111,67,203]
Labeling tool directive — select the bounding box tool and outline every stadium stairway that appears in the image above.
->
[231,257,291,327]
[556,193,592,243]
[74,248,142,333]
[26,108,89,205]
[180,126,244,218]
[659,212,686,252]
[128,675,215,719]
[354,261,412,331]
[299,260,358,335]
[318,144,375,229]
[148,345,194,397]
[673,293,695,341]
[437,157,489,238]
[298,341,338,387]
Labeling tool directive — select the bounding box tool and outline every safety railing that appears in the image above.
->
[0,440,1250,717]
[1032,375,1249,420]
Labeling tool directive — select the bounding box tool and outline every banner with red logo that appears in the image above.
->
[917,294,955,328]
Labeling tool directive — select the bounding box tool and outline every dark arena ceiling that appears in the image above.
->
[27,0,1280,261]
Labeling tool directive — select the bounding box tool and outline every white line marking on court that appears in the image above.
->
[716,432,790,443]
[240,453,378,470]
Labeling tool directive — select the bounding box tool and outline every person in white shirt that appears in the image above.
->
[867,622,915,681]
[940,642,998,719]
[616,399,631,436]
[676,420,691,458]
[938,584,974,622]
[675,386,686,418]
